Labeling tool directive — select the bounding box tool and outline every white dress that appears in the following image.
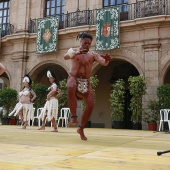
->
[40,83,59,121]
[9,88,35,121]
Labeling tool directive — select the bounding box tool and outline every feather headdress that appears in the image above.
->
[23,76,29,83]
[22,75,32,85]
[47,70,53,78]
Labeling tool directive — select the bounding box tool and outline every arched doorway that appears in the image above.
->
[0,72,10,89]
[164,66,170,84]
[30,63,68,86]
[92,59,139,129]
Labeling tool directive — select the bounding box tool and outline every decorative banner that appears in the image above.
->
[96,7,120,50]
[36,16,59,53]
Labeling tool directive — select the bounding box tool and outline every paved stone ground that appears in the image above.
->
[0,125,170,170]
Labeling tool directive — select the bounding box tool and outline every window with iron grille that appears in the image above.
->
[45,0,65,20]
[45,0,65,29]
[103,0,128,21]
[0,0,10,31]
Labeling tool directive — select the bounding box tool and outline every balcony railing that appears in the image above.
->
[0,0,168,37]
[26,0,168,33]
[134,0,168,18]
[1,23,14,37]
[65,9,94,28]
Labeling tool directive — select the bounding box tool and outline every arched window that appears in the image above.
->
[45,0,65,28]
[103,0,128,21]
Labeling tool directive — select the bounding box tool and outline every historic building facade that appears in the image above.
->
[0,0,170,129]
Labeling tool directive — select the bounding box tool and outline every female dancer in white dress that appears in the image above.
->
[9,75,37,129]
[38,70,62,132]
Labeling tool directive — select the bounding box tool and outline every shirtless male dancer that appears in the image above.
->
[0,63,5,75]
[64,32,111,140]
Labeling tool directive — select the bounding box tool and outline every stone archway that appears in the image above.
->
[159,51,170,84]
[91,59,139,129]
[0,72,10,89]
[29,62,68,87]
[163,66,170,84]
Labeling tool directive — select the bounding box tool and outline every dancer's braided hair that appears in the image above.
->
[76,32,93,41]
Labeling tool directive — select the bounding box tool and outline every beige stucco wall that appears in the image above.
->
[1,0,170,129]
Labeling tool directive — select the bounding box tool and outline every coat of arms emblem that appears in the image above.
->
[102,22,111,37]
[43,29,52,43]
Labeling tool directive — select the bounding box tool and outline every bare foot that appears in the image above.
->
[37,126,45,130]
[51,128,58,132]
[77,127,87,141]
[68,116,78,126]
[21,126,26,129]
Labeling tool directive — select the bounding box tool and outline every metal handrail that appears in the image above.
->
[1,23,14,37]
[28,0,169,33]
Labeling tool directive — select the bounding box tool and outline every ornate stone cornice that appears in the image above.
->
[11,55,29,62]
[142,43,161,51]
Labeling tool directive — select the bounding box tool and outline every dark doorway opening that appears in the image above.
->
[109,62,139,129]
[31,63,68,87]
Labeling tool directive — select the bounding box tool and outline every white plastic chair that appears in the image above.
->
[32,107,43,127]
[27,107,35,126]
[57,108,70,127]
[158,109,170,131]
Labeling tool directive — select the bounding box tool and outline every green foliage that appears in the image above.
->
[32,80,68,112]
[143,100,160,123]
[128,75,147,123]
[0,88,18,117]
[157,84,170,109]
[58,79,68,111]
[81,75,99,111]
[110,79,125,121]
[90,75,99,89]
[32,83,48,109]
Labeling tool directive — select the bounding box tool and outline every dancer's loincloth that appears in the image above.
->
[76,78,88,94]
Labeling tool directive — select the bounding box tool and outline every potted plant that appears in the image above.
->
[0,88,18,125]
[58,79,68,111]
[157,84,170,130]
[110,79,125,129]
[128,75,147,130]
[143,99,160,131]
[157,84,170,109]
[32,83,48,110]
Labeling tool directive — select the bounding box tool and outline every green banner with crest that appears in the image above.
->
[96,7,120,50]
[36,16,59,53]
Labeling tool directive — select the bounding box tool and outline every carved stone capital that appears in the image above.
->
[11,55,29,62]
[142,43,161,51]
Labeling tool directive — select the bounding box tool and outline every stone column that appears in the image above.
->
[15,0,30,33]
[142,43,161,129]
[8,0,31,91]
[142,43,161,101]
[11,36,29,91]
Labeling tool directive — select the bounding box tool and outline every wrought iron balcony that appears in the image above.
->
[134,0,168,18]
[28,0,169,33]
[65,9,94,28]
[1,23,14,38]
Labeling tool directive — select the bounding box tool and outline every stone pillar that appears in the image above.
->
[9,0,31,90]
[15,0,30,32]
[142,43,161,129]
[11,37,29,91]
[142,43,161,101]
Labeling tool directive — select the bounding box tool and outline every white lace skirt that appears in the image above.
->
[41,97,58,121]
[9,102,34,121]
